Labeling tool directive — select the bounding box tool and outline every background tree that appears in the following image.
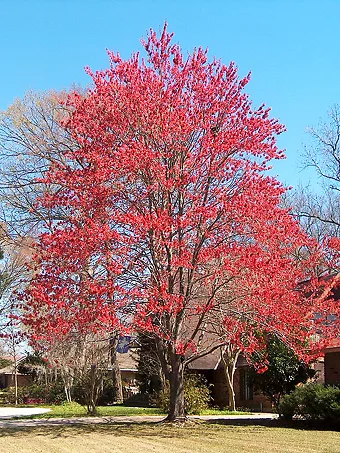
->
[0,93,128,406]
[73,335,112,415]
[0,235,30,331]
[304,104,340,195]
[17,351,48,385]
[250,336,316,409]
[22,25,340,422]
[292,104,340,266]
[136,333,165,395]
[4,320,25,405]
[109,333,123,404]
[30,329,113,413]
[0,91,78,239]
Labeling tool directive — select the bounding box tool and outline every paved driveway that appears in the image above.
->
[0,407,51,419]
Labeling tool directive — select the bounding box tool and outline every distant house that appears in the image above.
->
[322,282,340,386]
[116,350,139,399]
[114,344,270,409]
[187,350,272,411]
[113,338,332,410]
[0,365,31,389]
[324,340,340,385]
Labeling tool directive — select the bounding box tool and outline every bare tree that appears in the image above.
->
[304,104,340,194]
[0,92,126,411]
[109,333,124,404]
[38,331,112,413]
[0,230,31,329]
[297,105,340,235]
[4,320,25,405]
[0,91,78,239]
[284,105,340,279]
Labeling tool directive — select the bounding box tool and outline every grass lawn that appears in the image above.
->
[0,422,339,453]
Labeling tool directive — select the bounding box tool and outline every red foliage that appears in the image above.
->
[22,25,339,370]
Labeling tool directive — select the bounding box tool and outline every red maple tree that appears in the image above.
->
[23,25,340,421]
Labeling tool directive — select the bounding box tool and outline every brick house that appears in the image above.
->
[0,365,31,388]
[324,340,340,385]
[187,349,272,411]
[322,283,340,386]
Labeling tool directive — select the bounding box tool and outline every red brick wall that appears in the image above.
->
[234,368,272,411]
[324,351,340,385]
[210,368,228,408]
[0,374,31,388]
[207,367,272,411]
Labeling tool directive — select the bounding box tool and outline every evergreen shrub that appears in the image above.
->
[278,383,340,426]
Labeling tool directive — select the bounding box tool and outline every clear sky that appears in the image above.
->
[1,0,339,189]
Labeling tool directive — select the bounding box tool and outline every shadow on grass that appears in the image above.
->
[205,418,340,432]
[0,418,337,439]
[0,421,199,439]
[205,418,280,428]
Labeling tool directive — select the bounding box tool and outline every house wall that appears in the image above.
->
[200,367,272,411]
[121,370,137,385]
[208,368,227,408]
[121,370,139,400]
[324,350,340,385]
[0,374,31,388]
[234,368,272,411]
[312,359,325,384]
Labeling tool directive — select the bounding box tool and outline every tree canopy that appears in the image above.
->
[20,25,340,421]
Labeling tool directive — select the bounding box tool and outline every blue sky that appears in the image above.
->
[1,0,339,190]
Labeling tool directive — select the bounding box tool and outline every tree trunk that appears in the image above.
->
[155,338,170,383]
[110,335,123,403]
[62,369,73,403]
[225,365,236,411]
[64,383,72,403]
[112,355,123,403]
[87,364,99,416]
[14,361,18,406]
[221,349,240,412]
[166,356,186,422]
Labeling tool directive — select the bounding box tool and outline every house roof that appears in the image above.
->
[188,349,248,371]
[324,338,340,351]
[116,349,138,372]
[0,365,27,375]
[187,349,221,370]
[0,365,15,374]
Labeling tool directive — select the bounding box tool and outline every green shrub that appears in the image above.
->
[3,387,27,405]
[278,383,340,426]
[154,373,211,415]
[250,336,316,409]
[61,401,83,410]
[124,392,152,407]
[4,381,67,405]
[96,375,116,406]
[28,381,66,404]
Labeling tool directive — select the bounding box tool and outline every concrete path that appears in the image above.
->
[0,407,51,419]
[0,411,278,428]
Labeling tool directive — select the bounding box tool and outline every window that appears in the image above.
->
[239,368,253,401]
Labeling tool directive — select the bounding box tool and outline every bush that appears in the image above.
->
[250,336,316,409]
[4,381,66,405]
[124,392,152,407]
[60,401,83,411]
[2,387,28,405]
[278,383,340,426]
[154,373,211,415]
[96,376,115,406]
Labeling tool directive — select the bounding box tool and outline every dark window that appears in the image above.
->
[239,368,253,401]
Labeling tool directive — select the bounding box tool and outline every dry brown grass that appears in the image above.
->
[0,421,339,453]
